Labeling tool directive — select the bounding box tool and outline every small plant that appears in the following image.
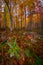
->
[7,39,21,60]
[34,56,43,65]
[24,47,43,65]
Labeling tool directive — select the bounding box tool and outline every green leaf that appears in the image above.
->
[24,49,32,57]
[8,48,13,54]
[15,45,21,53]
[34,56,43,65]
[1,40,7,45]
[13,39,17,47]
[7,42,13,48]
[14,50,21,60]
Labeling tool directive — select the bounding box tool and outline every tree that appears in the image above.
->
[24,0,35,31]
[4,0,13,31]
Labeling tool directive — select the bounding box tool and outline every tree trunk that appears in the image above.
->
[24,7,26,30]
[4,0,13,31]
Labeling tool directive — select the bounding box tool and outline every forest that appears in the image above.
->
[0,0,43,65]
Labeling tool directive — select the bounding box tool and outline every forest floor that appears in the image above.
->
[0,29,43,65]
